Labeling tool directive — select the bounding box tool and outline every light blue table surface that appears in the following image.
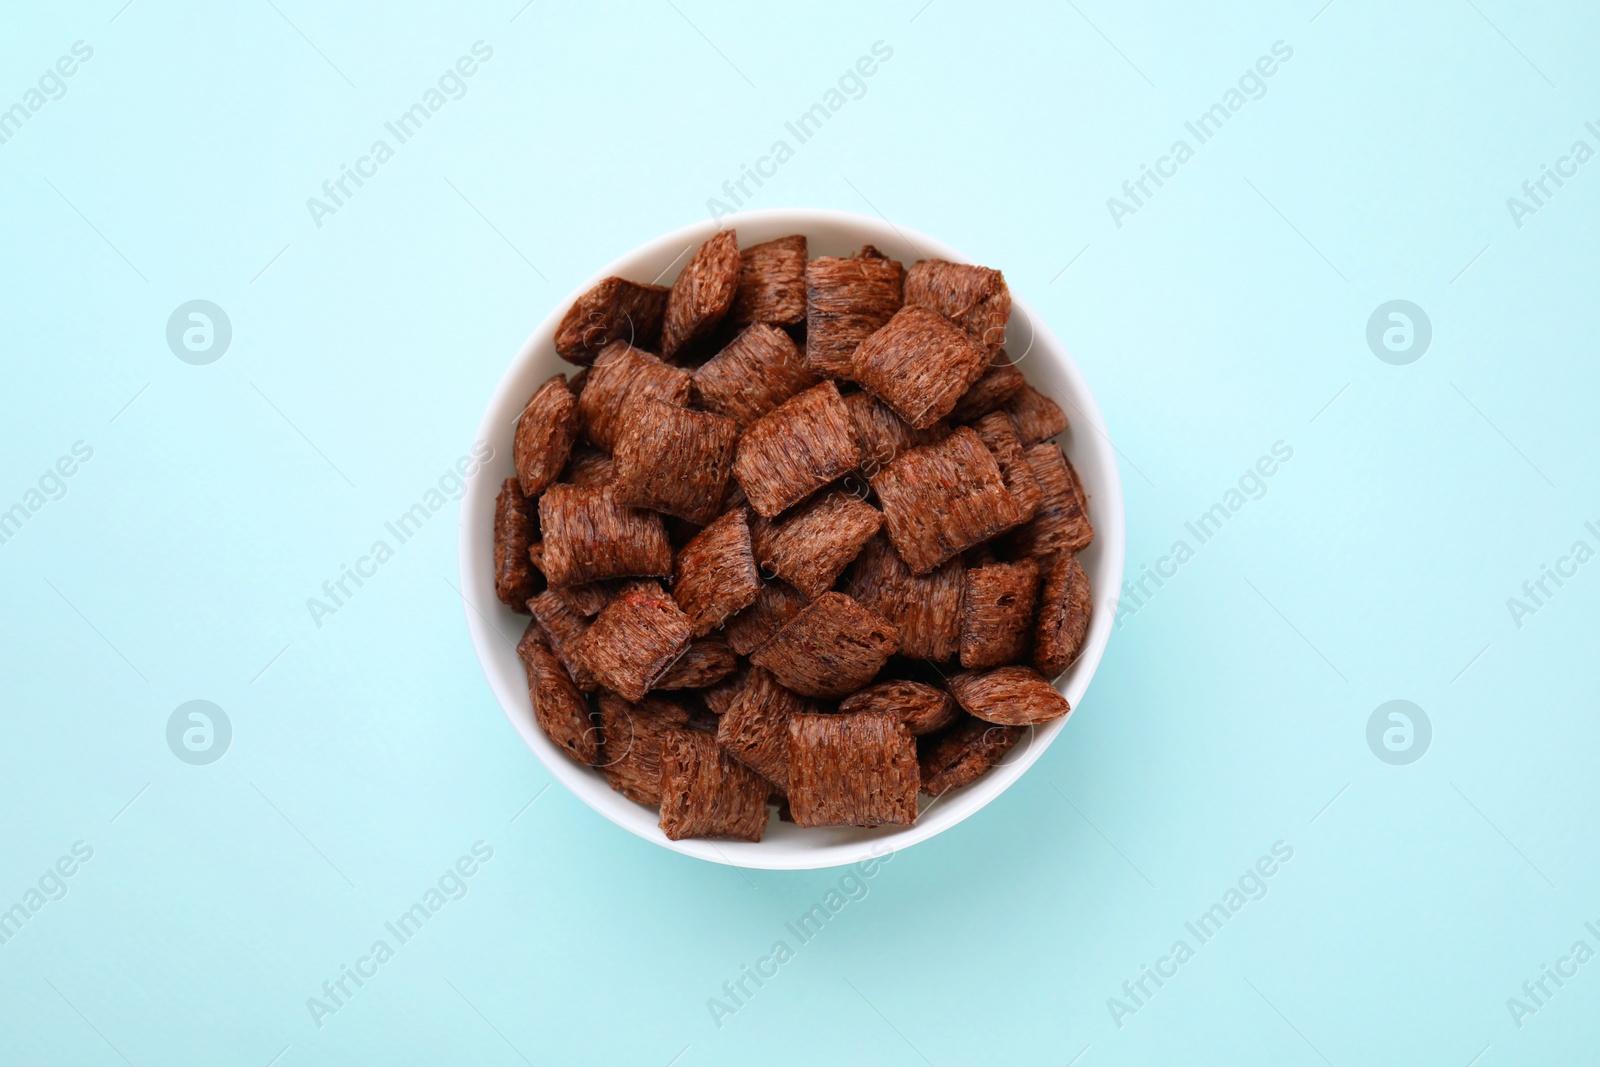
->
[4,2,1597,1064]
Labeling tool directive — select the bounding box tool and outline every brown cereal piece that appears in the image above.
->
[596,692,690,805]
[516,626,601,765]
[562,445,614,488]
[690,324,818,429]
[568,367,589,397]
[959,560,1041,670]
[839,680,959,737]
[570,581,695,701]
[947,665,1071,726]
[554,276,670,365]
[1035,553,1092,678]
[731,235,807,326]
[970,411,1042,522]
[528,589,598,690]
[848,535,962,662]
[671,508,761,636]
[717,666,813,790]
[950,351,1027,422]
[538,484,673,588]
[843,390,949,477]
[787,711,919,827]
[658,729,770,841]
[732,381,862,518]
[663,230,741,360]
[870,427,1023,575]
[749,592,898,698]
[723,580,808,655]
[654,635,738,690]
[1009,443,1094,559]
[852,306,991,430]
[513,375,580,497]
[803,248,904,378]
[576,342,691,452]
[611,399,739,524]
[700,661,751,715]
[918,715,1025,797]
[493,478,541,610]
[750,490,883,599]
[903,259,1011,352]
[1004,384,1069,445]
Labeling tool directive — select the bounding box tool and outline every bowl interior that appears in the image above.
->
[459,208,1125,870]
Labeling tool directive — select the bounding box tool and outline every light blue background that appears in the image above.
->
[3,1,1597,1064]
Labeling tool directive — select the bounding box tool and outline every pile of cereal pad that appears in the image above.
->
[494,230,1093,842]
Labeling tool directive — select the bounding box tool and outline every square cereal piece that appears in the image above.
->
[596,692,689,805]
[653,634,737,690]
[672,508,762,636]
[749,592,899,698]
[513,374,580,497]
[918,715,1025,797]
[787,711,919,827]
[561,445,614,488]
[750,490,883,599]
[1009,443,1094,559]
[717,666,814,790]
[723,580,808,655]
[516,625,601,765]
[971,411,1042,522]
[577,342,691,452]
[852,306,991,430]
[570,581,694,701]
[904,259,1011,352]
[948,665,1071,726]
[804,247,904,378]
[528,589,598,690]
[843,391,948,477]
[950,351,1027,422]
[658,729,770,841]
[1004,384,1069,445]
[848,536,963,662]
[554,276,669,364]
[732,381,862,518]
[663,230,741,359]
[538,484,673,588]
[731,234,807,326]
[1034,553,1092,678]
[959,560,1041,670]
[839,679,959,736]
[612,399,739,524]
[869,427,1023,575]
[691,323,818,429]
[494,478,541,610]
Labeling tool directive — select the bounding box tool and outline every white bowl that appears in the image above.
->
[458,208,1125,870]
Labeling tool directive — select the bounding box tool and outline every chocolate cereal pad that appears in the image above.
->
[498,230,1095,838]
